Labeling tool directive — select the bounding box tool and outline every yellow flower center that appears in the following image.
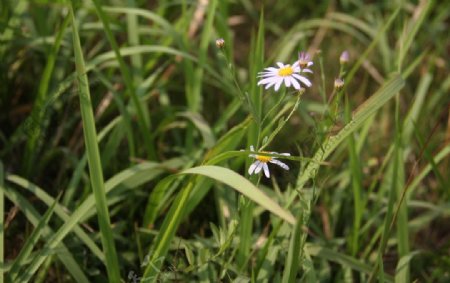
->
[278,66,293,77]
[256,152,272,163]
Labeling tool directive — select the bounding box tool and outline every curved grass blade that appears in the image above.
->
[142,165,295,281]
[12,160,180,281]
[3,187,89,283]
[7,195,59,281]
[6,175,104,262]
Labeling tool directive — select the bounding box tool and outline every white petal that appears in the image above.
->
[263,163,270,178]
[270,159,289,170]
[301,68,313,73]
[248,161,259,175]
[274,78,283,91]
[291,77,300,89]
[250,145,255,151]
[293,74,312,87]
[285,76,291,87]
[307,62,313,67]
[276,62,284,68]
[259,73,276,78]
[298,76,312,87]
[265,80,277,89]
[254,161,264,174]
[258,77,276,86]
[280,153,291,156]
[292,61,299,68]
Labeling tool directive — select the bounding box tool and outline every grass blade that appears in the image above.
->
[142,165,295,281]
[90,0,155,159]
[181,166,295,224]
[3,187,89,282]
[296,73,405,190]
[282,213,304,283]
[69,5,120,282]
[7,195,59,281]
[0,162,3,283]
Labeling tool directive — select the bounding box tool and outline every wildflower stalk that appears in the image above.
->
[218,47,259,128]
[318,53,327,105]
[260,90,287,127]
[260,90,304,151]
[238,12,265,268]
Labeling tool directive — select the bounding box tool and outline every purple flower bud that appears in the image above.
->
[340,51,349,64]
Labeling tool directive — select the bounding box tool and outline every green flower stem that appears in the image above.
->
[260,91,303,151]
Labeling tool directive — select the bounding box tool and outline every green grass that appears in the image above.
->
[1,0,449,282]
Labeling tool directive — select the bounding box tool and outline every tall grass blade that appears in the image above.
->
[282,213,303,283]
[69,5,120,282]
[0,162,3,283]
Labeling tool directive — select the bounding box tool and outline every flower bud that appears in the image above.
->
[339,51,349,64]
[298,52,312,69]
[215,38,225,48]
[334,78,344,90]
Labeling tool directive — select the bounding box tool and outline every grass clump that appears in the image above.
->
[1,0,449,282]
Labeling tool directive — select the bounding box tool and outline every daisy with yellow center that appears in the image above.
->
[257,61,312,92]
[248,145,290,178]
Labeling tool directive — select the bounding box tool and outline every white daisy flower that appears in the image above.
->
[257,61,312,92]
[297,52,313,73]
[247,145,290,178]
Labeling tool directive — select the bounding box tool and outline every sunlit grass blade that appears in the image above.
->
[69,4,120,282]
[181,166,295,224]
[142,165,295,281]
